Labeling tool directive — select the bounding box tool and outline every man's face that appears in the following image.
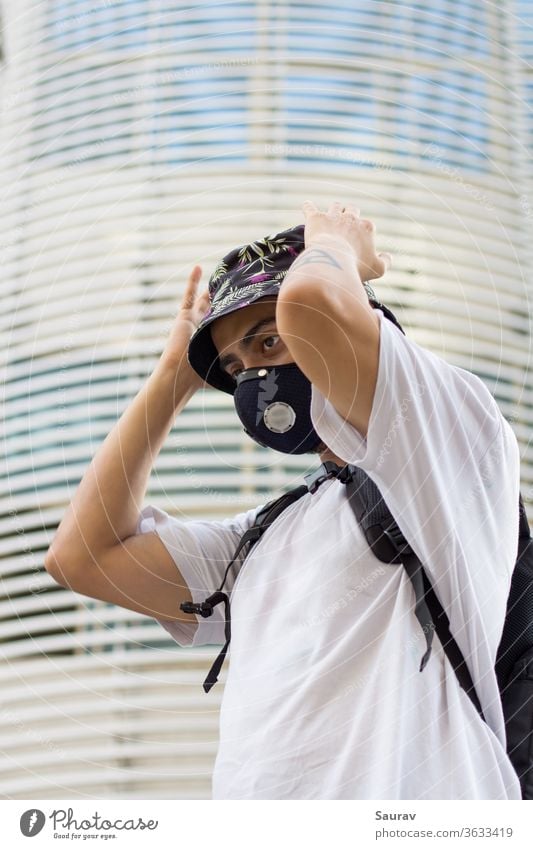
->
[210,296,293,381]
[210,295,327,456]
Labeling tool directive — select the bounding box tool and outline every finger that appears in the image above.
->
[197,287,211,306]
[302,200,318,217]
[181,266,202,309]
[327,201,344,218]
[343,203,361,217]
[381,252,392,271]
[377,252,392,275]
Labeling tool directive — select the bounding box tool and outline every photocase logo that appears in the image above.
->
[20,809,45,837]
[256,368,280,425]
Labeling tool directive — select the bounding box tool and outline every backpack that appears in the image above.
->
[180,460,533,800]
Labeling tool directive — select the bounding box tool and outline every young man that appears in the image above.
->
[45,202,522,800]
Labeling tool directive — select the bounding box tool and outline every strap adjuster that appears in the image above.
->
[304,461,343,494]
[180,590,229,620]
[383,521,413,557]
[180,600,215,618]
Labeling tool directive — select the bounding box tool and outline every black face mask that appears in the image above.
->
[233,362,323,454]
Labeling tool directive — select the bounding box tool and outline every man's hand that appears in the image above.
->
[301,200,392,282]
[159,264,211,390]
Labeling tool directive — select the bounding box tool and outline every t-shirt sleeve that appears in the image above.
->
[135,501,265,647]
[310,308,521,664]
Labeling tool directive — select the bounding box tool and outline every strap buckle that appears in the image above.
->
[304,461,343,494]
[180,592,228,619]
[383,521,413,557]
[336,464,357,485]
[180,600,215,618]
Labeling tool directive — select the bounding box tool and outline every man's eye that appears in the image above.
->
[263,334,280,350]
[229,335,280,379]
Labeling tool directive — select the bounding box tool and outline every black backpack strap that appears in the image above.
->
[303,460,347,494]
[422,571,485,720]
[400,550,435,672]
[253,485,310,530]
[341,465,485,717]
[181,485,309,692]
[495,493,533,690]
[183,590,232,694]
[424,493,528,727]
[341,469,435,672]
[519,492,531,540]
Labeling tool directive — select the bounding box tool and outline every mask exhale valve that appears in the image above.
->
[233,362,323,454]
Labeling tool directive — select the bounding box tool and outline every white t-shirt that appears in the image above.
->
[137,308,522,800]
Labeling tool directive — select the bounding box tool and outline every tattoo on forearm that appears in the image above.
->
[289,247,343,271]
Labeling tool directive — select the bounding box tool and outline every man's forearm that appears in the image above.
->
[280,236,371,315]
[48,362,196,565]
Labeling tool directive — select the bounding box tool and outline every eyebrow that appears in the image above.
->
[218,315,277,374]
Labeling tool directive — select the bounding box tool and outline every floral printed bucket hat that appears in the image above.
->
[187,222,402,395]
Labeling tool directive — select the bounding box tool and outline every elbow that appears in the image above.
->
[43,544,57,575]
[44,545,77,588]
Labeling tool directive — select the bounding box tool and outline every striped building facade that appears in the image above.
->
[0,0,531,798]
